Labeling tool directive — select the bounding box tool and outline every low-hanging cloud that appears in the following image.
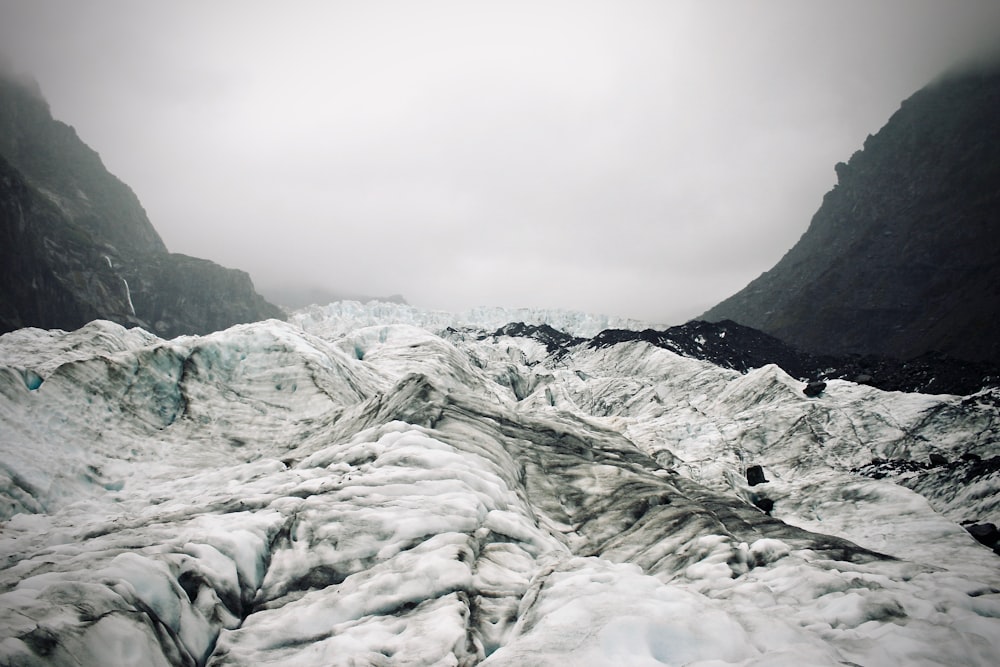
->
[2,0,999,324]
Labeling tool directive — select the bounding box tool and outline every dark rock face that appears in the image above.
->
[0,74,165,256]
[590,319,807,373]
[702,65,1000,365]
[117,253,285,337]
[0,73,283,337]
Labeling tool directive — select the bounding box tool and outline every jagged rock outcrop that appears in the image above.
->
[0,71,283,337]
[702,65,1000,364]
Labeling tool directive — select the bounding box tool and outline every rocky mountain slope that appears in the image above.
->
[1,307,998,665]
[588,319,1000,395]
[702,64,1000,364]
[0,72,283,337]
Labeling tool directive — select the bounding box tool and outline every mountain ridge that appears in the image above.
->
[702,65,1000,364]
[0,72,284,337]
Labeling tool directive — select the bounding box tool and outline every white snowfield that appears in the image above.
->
[0,303,998,666]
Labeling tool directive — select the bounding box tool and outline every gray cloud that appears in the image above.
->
[2,0,999,324]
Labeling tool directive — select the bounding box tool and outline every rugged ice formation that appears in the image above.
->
[291,300,656,338]
[1,306,998,665]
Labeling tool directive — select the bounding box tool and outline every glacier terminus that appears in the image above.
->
[0,303,998,666]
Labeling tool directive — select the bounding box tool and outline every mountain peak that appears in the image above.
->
[0,73,167,255]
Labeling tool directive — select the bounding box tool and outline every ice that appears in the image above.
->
[291,299,657,339]
[482,557,768,666]
[1,310,999,665]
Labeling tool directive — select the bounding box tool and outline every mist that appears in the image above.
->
[2,0,999,323]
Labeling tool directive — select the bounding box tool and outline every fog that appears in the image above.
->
[2,0,999,323]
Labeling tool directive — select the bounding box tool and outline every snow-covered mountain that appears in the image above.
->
[1,303,998,666]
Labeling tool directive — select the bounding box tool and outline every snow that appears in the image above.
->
[0,302,998,666]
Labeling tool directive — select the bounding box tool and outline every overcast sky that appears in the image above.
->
[2,1,999,323]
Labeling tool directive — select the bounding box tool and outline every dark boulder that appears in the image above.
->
[928,453,948,466]
[966,523,999,550]
[746,465,768,486]
[752,496,774,515]
[803,381,827,397]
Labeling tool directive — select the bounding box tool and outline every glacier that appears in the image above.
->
[0,304,998,666]
[290,301,657,338]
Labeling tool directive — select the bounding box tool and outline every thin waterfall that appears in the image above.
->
[122,279,136,316]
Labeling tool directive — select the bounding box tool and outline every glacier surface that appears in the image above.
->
[0,305,998,666]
